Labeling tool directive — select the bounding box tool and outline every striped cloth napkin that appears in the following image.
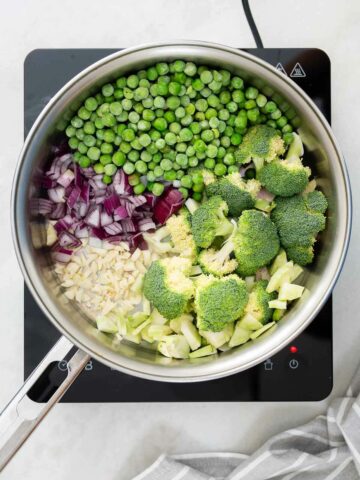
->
[132,365,360,480]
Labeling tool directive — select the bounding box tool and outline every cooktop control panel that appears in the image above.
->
[24,48,332,402]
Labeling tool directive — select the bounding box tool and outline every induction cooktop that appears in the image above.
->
[24,48,332,402]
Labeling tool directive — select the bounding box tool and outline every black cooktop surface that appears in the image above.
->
[24,48,332,402]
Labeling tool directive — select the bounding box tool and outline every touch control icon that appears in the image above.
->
[57,360,68,372]
[264,359,273,371]
[289,358,299,369]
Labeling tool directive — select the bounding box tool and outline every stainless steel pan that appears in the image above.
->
[0,41,352,470]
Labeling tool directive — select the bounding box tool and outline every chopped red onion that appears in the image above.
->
[67,186,81,208]
[30,198,53,216]
[114,206,128,220]
[103,194,120,215]
[49,203,66,220]
[84,205,101,228]
[57,169,75,188]
[121,218,137,233]
[255,267,271,281]
[51,246,73,263]
[138,218,156,232]
[41,152,182,251]
[100,210,114,227]
[48,187,65,204]
[58,231,81,248]
[104,222,123,235]
[129,195,147,207]
[257,188,275,202]
[74,224,89,238]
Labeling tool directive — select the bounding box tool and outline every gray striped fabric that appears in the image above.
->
[132,366,360,480]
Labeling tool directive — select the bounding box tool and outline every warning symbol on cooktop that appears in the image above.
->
[275,63,287,75]
[290,62,306,78]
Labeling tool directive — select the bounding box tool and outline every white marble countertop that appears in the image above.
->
[0,0,360,478]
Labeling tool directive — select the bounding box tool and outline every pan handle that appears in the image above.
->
[0,335,90,471]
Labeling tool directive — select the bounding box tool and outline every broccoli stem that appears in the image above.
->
[153,226,170,241]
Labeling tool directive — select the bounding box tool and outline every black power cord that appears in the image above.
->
[241,0,264,48]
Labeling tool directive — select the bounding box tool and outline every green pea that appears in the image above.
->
[156,62,169,75]
[232,90,245,104]
[188,156,198,167]
[245,86,259,99]
[167,96,181,110]
[184,62,197,76]
[79,156,91,168]
[269,109,281,120]
[224,152,235,165]
[77,107,91,121]
[140,150,152,162]
[93,163,104,174]
[128,174,140,186]
[231,76,244,89]
[85,97,98,112]
[181,175,193,188]
[123,161,135,175]
[204,158,215,169]
[103,163,117,176]
[201,129,214,143]
[135,160,148,174]
[87,146,100,161]
[282,124,293,134]
[178,187,188,199]
[99,154,112,166]
[68,137,79,149]
[192,192,203,202]
[164,170,177,181]
[231,132,242,145]
[139,133,151,147]
[214,163,227,176]
[154,166,164,178]
[190,122,201,134]
[264,101,277,113]
[112,151,125,166]
[160,158,173,171]
[152,182,164,196]
[102,84,114,97]
[177,128,191,142]
[134,183,146,195]
[137,120,150,132]
[283,132,294,145]
[146,171,156,182]
[206,144,218,158]
[192,182,204,193]
[192,79,204,91]
[66,126,77,139]
[77,142,87,154]
[165,132,177,145]
[218,109,230,121]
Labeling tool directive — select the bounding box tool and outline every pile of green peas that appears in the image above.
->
[65,60,295,199]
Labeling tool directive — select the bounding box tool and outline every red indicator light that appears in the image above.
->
[290,345,298,354]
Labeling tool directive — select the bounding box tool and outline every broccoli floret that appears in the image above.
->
[234,210,280,276]
[305,190,328,214]
[285,245,314,266]
[257,157,311,197]
[206,172,261,216]
[244,280,277,325]
[271,191,328,266]
[198,219,238,276]
[166,209,197,263]
[195,274,248,332]
[235,125,285,166]
[191,195,233,248]
[143,257,194,319]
